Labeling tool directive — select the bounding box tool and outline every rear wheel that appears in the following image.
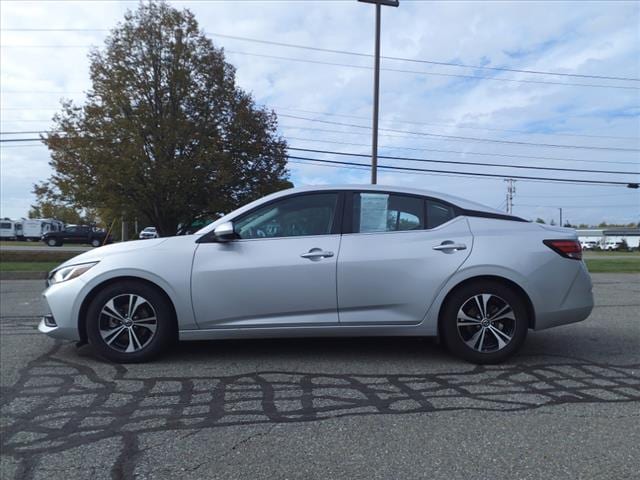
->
[86,281,177,363]
[441,281,528,364]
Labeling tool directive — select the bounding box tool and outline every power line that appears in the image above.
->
[4,28,637,82]
[3,103,638,143]
[6,127,637,166]
[287,155,635,186]
[274,106,639,141]
[279,114,640,152]
[518,192,639,198]
[287,146,639,175]
[515,203,639,209]
[283,135,640,166]
[223,50,640,91]
[208,32,640,83]
[2,103,638,142]
[2,134,636,183]
[2,43,638,90]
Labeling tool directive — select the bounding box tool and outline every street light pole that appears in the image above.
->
[359,0,399,184]
[371,1,381,185]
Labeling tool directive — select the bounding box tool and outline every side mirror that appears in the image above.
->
[213,221,236,242]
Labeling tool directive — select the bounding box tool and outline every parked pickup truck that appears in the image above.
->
[42,225,111,247]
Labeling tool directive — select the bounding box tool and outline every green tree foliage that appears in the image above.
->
[535,218,546,224]
[41,1,291,236]
[29,182,98,225]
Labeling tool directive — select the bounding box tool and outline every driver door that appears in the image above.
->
[191,192,344,329]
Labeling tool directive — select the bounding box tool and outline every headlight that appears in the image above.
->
[49,262,98,285]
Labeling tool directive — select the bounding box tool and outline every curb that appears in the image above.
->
[0,271,48,281]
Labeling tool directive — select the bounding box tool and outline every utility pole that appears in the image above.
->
[504,179,516,214]
[558,207,563,226]
[358,0,399,184]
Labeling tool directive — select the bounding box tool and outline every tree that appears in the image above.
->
[41,1,291,236]
[29,182,98,225]
[535,218,546,224]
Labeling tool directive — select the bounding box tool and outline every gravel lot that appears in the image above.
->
[1,274,639,480]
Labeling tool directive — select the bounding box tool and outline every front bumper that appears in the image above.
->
[39,279,86,341]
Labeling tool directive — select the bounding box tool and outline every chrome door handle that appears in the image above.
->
[433,242,467,251]
[300,249,334,259]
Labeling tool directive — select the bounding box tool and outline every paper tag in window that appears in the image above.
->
[360,193,389,232]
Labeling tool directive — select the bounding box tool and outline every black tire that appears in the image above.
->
[91,238,101,248]
[85,280,177,363]
[47,238,60,247]
[440,281,528,364]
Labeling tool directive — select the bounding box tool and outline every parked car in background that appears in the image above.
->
[603,240,622,251]
[38,185,594,365]
[42,225,111,247]
[580,241,598,250]
[139,227,158,239]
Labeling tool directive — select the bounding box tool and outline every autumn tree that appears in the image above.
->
[41,0,291,236]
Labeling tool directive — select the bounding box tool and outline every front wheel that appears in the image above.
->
[47,238,60,247]
[440,281,528,364]
[91,238,101,247]
[86,281,177,363]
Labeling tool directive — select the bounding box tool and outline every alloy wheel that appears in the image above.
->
[456,294,516,353]
[98,294,157,353]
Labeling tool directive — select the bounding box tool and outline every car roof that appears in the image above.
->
[281,184,506,214]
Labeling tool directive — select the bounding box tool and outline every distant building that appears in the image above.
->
[576,228,640,250]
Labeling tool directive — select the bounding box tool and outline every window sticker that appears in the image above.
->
[359,193,389,233]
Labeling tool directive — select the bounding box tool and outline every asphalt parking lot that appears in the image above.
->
[1,274,639,480]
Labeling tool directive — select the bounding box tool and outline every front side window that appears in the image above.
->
[235,193,338,240]
[353,193,424,233]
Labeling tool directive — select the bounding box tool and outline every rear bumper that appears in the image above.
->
[533,263,594,330]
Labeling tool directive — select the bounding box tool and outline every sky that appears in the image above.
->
[1,0,639,226]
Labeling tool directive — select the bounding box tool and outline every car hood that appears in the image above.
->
[53,236,197,270]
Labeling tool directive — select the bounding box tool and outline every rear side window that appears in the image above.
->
[352,193,424,233]
[426,200,456,229]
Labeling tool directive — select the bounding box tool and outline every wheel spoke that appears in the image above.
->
[457,311,481,326]
[491,311,516,323]
[102,299,125,321]
[488,325,512,349]
[133,317,157,334]
[473,294,491,318]
[477,328,487,352]
[125,328,142,352]
[101,325,126,345]
[128,294,147,319]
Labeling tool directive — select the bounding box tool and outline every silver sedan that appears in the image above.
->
[38,185,594,364]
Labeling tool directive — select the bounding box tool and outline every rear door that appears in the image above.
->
[337,191,473,325]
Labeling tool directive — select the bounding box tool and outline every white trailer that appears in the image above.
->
[0,219,19,240]
[21,218,64,241]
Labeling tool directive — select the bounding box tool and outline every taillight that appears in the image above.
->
[543,239,582,260]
